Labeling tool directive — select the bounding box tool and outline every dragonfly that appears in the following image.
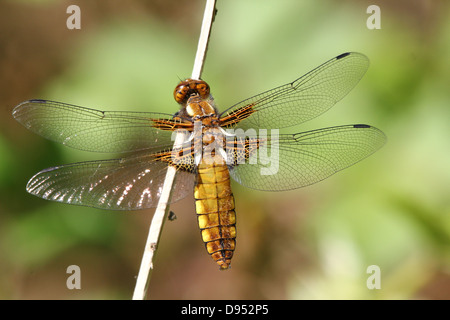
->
[12,52,386,270]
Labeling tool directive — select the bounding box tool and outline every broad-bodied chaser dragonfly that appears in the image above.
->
[13,52,386,270]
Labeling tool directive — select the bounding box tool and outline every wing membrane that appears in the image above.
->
[12,99,178,153]
[220,52,369,130]
[26,153,194,210]
[229,124,386,191]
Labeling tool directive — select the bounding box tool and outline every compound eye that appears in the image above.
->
[174,84,189,104]
[196,82,210,98]
[173,79,211,104]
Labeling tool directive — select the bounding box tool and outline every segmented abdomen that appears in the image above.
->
[194,159,236,270]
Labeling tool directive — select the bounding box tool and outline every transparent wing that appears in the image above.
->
[229,124,386,191]
[26,152,195,210]
[12,99,178,153]
[219,52,369,130]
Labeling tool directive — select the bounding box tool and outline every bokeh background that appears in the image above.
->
[1,0,449,299]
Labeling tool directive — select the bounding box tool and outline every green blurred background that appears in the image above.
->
[1,0,449,299]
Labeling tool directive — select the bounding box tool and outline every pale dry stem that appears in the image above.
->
[132,0,217,300]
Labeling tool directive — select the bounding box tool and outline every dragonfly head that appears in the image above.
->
[174,79,210,105]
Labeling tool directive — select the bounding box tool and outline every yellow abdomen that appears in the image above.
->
[194,159,236,270]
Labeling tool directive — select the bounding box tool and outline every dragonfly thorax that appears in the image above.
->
[185,95,217,118]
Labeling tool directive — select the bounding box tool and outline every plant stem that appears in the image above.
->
[132,0,217,300]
